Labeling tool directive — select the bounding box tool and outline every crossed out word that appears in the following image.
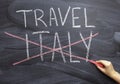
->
[5,31,99,66]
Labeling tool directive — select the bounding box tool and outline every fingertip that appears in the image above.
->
[96,60,104,62]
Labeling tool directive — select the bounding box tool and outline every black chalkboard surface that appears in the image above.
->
[0,0,120,84]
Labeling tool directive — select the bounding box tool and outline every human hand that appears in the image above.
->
[96,60,116,78]
[96,60,120,84]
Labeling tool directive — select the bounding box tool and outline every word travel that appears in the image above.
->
[16,7,96,28]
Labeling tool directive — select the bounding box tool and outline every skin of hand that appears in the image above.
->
[96,60,120,84]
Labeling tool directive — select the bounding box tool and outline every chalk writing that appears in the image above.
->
[16,6,96,28]
[5,32,99,65]
[5,6,97,65]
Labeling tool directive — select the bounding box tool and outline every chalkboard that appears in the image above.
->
[0,0,120,84]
